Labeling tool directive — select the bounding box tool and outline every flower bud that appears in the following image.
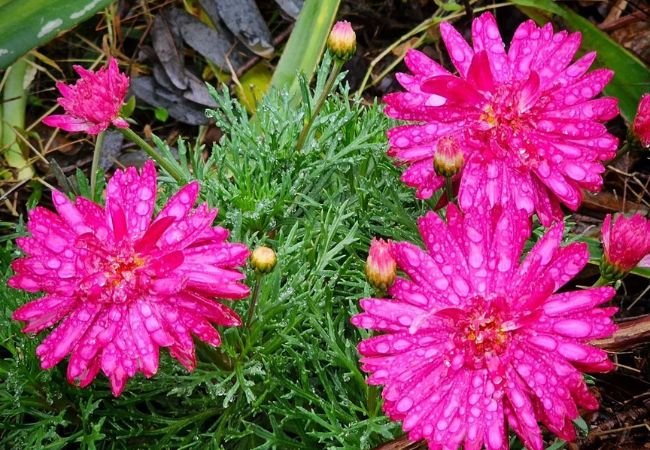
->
[365,238,397,291]
[600,213,650,280]
[251,246,277,274]
[433,136,464,178]
[632,94,650,148]
[327,21,356,61]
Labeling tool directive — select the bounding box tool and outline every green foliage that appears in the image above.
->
[1,57,428,449]
[0,0,114,69]
[154,107,170,123]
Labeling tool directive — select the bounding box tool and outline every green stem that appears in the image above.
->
[592,276,611,287]
[445,176,455,203]
[118,127,184,183]
[612,142,631,161]
[245,273,263,328]
[90,131,105,200]
[196,341,233,371]
[295,59,343,152]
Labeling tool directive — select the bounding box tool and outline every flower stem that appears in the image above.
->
[245,273,263,328]
[445,176,455,203]
[90,131,105,200]
[118,127,184,183]
[295,59,343,152]
[366,385,379,417]
[592,275,611,287]
[196,341,233,371]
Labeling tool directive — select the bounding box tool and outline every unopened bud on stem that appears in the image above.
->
[365,238,397,291]
[251,246,277,274]
[434,136,464,178]
[600,213,650,281]
[328,21,356,61]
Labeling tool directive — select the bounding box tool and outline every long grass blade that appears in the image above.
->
[269,0,340,98]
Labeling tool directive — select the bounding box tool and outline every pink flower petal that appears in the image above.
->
[404,49,450,78]
[544,287,615,316]
[36,303,102,369]
[51,190,92,235]
[42,115,92,133]
[471,13,509,82]
[440,21,474,77]
[105,161,157,239]
[13,295,78,333]
[67,305,123,385]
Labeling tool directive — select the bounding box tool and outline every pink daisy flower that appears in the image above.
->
[352,205,617,450]
[43,58,129,135]
[10,162,249,396]
[384,12,619,225]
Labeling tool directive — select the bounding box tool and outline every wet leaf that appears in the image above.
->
[48,158,75,196]
[120,95,136,118]
[166,7,247,72]
[130,77,209,126]
[151,13,188,90]
[274,0,304,20]
[182,70,219,107]
[201,0,274,58]
[139,9,222,125]
[99,130,124,171]
[152,62,217,107]
[433,0,462,12]
[235,61,273,113]
[0,0,113,68]
[154,107,169,122]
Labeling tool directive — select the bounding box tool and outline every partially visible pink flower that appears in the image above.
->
[601,213,650,277]
[352,205,616,450]
[384,12,619,225]
[632,94,650,148]
[365,238,397,291]
[10,162,249,396]
[43,58,129,135]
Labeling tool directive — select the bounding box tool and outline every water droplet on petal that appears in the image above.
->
[397,396,414,412]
